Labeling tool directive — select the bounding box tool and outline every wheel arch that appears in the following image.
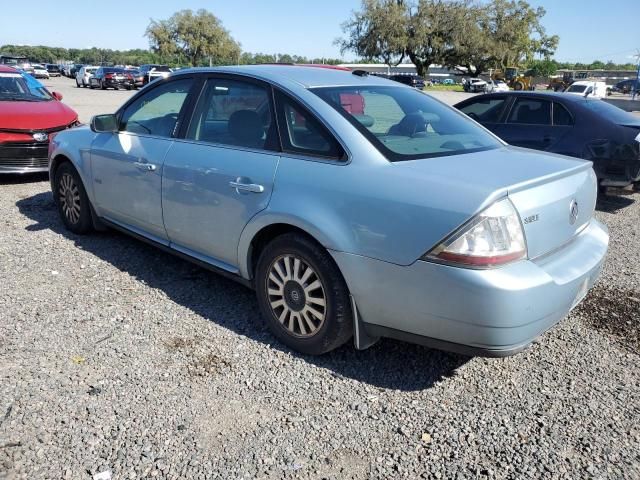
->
[238,215,345,282]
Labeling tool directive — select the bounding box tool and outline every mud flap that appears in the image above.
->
[351,295,380,350]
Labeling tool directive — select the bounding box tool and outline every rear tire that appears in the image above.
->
[255,233,353,355]
[54,162,93,235]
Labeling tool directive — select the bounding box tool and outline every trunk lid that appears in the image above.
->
[399,146,597,260]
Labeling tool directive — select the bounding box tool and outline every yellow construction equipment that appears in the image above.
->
[491,67,534,91]
[547,71,589,91]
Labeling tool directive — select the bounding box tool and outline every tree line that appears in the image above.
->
[0,44,344,68]
[338,0,561,76]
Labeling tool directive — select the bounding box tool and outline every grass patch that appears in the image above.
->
[424,84,465,92]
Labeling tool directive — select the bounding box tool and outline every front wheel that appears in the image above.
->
[255,233,352,355]
[54,162,93,234]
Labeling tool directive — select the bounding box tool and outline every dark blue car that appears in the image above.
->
[455,92,640,190]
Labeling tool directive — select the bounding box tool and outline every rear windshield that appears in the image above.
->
[152,66,171,72]
[583,100,640,125]
[567,85,587,93]
[312,85,501,161]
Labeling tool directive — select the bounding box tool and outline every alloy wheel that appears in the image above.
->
[266,254,327,338]
[58,173,81,224]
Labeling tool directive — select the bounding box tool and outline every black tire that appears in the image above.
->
[53,162,93,235]
[255,233,353,355]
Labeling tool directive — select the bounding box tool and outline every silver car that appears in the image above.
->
[75,66,97,88]
[48,66,608,356]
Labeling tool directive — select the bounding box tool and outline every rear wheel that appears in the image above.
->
[54,162,93,234]
[255,233,352,355]
[514,81,524,91]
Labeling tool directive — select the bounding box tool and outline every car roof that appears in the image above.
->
[172,65,393,88]
[0,65,19,74]
[467,91,594,103]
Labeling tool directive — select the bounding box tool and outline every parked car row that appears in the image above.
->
[73,64,171,90]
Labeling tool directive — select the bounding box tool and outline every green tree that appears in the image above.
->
[145,9,241,67]
[526,58,557,78]
[488,0,558,69]
[337,0,408,67]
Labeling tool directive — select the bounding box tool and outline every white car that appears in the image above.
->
[565,81,609,99]
[464,78,488,93]
[31,64,49,79]
[76,66,98,88]
[487,80,510,93]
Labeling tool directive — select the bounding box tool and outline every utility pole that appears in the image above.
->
[633,50,640,101]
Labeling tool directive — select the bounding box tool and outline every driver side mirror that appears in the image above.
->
[91,114,118,133]
[51,91,63,101]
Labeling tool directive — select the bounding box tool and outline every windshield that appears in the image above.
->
[567,85,587,93]
[152,66,171,72]
[0,72,53,101]
[583,100,640,125]
[312,85,501,161]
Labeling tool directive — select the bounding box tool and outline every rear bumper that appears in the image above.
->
[332,219,608,356]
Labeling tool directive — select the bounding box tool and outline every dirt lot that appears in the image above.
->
[0,76,639,479]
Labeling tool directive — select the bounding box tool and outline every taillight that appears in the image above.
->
[422,198,527,268]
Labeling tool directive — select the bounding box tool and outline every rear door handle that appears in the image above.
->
[229,179,265,194]
[134,161,157,172]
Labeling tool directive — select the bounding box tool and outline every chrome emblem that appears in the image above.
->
[32,132,48,142]
[569,199,579,225]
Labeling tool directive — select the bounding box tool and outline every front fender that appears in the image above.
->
[49,126,96,202]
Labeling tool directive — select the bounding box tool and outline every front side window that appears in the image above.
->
[459,97,508,123]
[120,78,193,137]
[312,85,501,161]
[186,78,276,151]
[507,98,551,125]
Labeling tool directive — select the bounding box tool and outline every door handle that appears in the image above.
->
[134,161,157,172]
[229,179,265,194]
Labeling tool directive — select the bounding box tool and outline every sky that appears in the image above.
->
[1,0,638,64]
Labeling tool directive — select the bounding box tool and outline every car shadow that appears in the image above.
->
[16,192,469,391]
[0,173,49,185]
[596,193,635,213]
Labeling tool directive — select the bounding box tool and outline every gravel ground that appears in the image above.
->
[0,79,639,480]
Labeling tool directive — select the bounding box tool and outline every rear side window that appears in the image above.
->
[186,78,277,151]
[507,98,551,125]
[459,98,507,123]
[120,78,193,138]
[553,103,573,126]
[274,91,345,160]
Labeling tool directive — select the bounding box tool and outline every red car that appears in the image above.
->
[0,65,79,174]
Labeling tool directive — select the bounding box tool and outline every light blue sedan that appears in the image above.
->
[48,66,608,356]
